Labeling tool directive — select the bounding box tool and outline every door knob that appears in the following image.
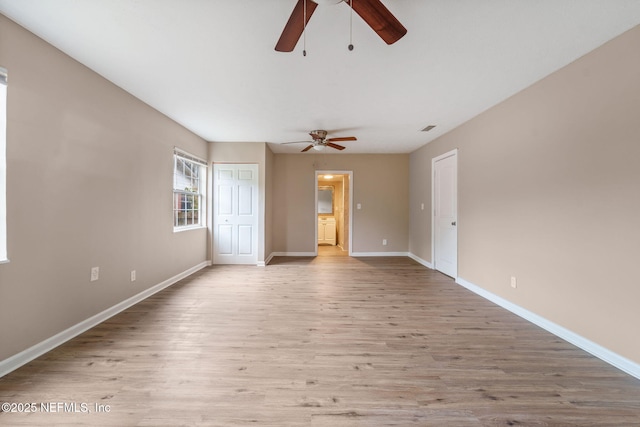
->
[451,221,456,226]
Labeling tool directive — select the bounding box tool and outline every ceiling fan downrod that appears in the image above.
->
[303,0,307,56]
[348,0,354,51]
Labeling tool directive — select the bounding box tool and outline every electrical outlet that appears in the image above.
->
[510,276,517,289]
[421,203,425,210]
[130,270,136,282]
[90,267,99,282]
[382,239,388,246]
[357,203,362,210]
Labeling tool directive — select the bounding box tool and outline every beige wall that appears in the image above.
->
[0,15,209,360]
[272,154,409,254]
[410,25,640,364]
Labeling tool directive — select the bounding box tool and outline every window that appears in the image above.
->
[0,67,7,262]
[173,148,206,230]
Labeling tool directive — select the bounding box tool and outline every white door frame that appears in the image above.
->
[431,149,458,277]
[315,170,353,256]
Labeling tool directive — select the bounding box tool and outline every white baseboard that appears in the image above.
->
[455,277,640,381]
[269,251,418,259]
[268,251,417,260]
[260,252,275,266]
[267,251,412,261]
[408,252,434,269]
[351,251,409,257]
[270,251,317,257]
[0,261,210,378]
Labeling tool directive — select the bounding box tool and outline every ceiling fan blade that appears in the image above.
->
[326,142,346,150]
[345,0,407,45]
[275,0,318,52]
[301,144,315,152]
[281,140,312,145]
[327,136,357,142]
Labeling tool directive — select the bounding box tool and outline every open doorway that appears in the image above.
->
[316,171,352,257]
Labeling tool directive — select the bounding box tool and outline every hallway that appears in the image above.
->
[317,244,349,257]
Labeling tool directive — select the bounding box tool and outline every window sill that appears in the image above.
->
[173,225,206,233]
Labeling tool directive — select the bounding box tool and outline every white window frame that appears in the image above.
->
[173,148,207,231]
[0,67,7,263]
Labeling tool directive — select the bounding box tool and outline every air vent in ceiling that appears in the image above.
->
[421,125,436,132]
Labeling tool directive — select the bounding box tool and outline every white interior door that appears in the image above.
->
[213,164,258,265]
[433,150,458,278]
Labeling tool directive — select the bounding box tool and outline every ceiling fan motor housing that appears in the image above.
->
[311,0,344,5]
[310,130,328,141]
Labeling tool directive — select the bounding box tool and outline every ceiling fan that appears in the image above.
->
[282,130,357,152]
[275,0,407,52]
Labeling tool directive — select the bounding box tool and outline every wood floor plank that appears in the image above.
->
[1,256,640,426]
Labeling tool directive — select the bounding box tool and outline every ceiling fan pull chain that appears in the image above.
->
[348,0,354,51]
[303,0,308,56]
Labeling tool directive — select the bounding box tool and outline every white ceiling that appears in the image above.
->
[2,0,640,153]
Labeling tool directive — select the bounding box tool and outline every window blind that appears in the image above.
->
[174,147,207,167]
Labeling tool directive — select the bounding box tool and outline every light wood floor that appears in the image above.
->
[317,245,348,257]
[1,256,640,426]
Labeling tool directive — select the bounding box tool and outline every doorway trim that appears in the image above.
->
[315,170,353,256]
[431,149,458,277]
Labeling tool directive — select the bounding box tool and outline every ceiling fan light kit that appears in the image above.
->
[275,0,407,54]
